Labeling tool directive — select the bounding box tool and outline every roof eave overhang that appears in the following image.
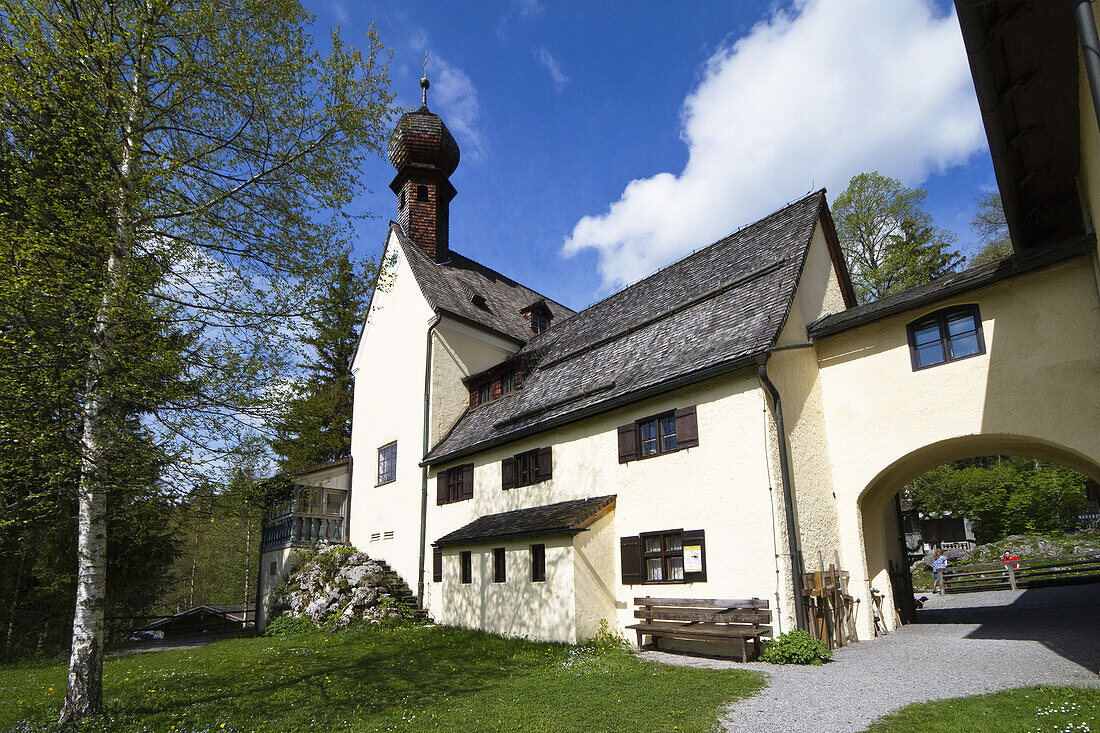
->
[809,236,1094,339]
[422,352,761,467]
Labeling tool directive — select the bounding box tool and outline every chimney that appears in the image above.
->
[387,76,460,262]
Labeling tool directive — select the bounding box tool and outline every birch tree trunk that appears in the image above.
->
[60,9,150,719]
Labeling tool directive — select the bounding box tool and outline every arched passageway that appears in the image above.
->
[855,434,1100,635]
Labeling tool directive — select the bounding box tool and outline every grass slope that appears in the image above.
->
[866,686,1100,733]
[0,624,764,732]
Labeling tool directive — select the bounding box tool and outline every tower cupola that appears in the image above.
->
[388,74,460,262]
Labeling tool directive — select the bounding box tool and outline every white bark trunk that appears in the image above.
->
[61,9,151,719]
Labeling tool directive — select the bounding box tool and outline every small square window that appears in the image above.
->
[378,442,397,485]
[460,551,472,584]
[493,547,506,583]
[416,184,429,201]
[531,544,546,582]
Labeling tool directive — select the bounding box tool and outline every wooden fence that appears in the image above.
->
[943,551,1100,593]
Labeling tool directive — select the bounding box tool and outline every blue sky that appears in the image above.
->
[310,0,996,311]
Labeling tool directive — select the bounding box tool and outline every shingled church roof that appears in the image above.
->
[393,223,576,344]
[424,189,841,465]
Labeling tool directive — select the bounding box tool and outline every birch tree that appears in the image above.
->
[0,0,395,721]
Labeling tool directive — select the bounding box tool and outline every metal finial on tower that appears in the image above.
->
[420,52,430,108]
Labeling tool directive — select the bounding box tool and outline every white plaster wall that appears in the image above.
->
[816,258,1100,636]
[765,222,851,629]
[349,231,436,587]
[573,511,618,641]
[425,372,784,642]
[430,321,518,447]
[437,537,577,642]
[257,547,297,631]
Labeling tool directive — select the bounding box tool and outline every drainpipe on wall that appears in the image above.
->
[756,354,807,632]
[417,314,442,610]
[1075,0,1100,138]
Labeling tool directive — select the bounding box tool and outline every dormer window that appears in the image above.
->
[907,305,985,370]
[468,366,523,408]
[521,301,553,335]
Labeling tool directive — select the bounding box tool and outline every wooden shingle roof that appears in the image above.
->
[424,190,833,465]
[433,495,616,547]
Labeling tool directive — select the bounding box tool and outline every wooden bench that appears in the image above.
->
[626,597,772,662]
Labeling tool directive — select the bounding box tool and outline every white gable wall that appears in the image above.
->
[349,231,436,586]
[767,222,849,585]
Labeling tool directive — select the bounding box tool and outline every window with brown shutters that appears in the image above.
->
[530,544,546,582]
[432,547,442,582]
[617,405,699,463]
[492,547,506,583]
[620,536,642,584]
[437,463,474,505]
[619,529,706,584]
[502,446,552,489]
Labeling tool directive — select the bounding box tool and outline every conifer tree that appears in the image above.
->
[271,252,373,474]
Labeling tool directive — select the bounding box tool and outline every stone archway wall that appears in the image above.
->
[807,254,1100,638]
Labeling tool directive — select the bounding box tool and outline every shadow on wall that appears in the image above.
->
[915,584,1100,674]
[978,260,1100,479]
[442,543,575,643]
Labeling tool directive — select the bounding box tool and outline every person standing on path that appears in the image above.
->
[932,548,948,595]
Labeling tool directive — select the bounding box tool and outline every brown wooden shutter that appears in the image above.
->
[620,536,643,584]
[681,529,707,582]
[617,423,638,463]
[675,405,699,449]
[461,463,474,500]
[537,446,552,480]
[436,472,448,505]
[432,547,442,582]
[469,389,478,408]
[501,456,516,490]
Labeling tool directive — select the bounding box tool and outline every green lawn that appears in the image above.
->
[0,624,764,732]
[866,685,1100,733]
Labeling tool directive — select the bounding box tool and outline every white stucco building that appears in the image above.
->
[261,2,1100,645]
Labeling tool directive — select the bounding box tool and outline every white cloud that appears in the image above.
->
[535,47,569,91]
[406,29,485,160]
[433,58,485,159]
[517,0,543,18]
[562,0,985,290]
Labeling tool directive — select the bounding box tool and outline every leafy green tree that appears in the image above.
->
[0,0,395,720]
[906,457,1088,544]
[969,192,1013,265]
[832,172,964,303]
[270,252,373,474]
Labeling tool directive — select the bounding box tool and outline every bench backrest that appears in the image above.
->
[633,597,772,627]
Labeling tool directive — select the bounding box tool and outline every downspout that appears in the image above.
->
[756,354,807,631]
[1074,0,1100,139]
[417,314,442,609]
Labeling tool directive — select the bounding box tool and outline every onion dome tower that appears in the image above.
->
[388,73,460,262]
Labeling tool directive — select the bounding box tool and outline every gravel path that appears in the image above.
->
[640,583,1100,732]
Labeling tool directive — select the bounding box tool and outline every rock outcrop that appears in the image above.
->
[274,545,421,629]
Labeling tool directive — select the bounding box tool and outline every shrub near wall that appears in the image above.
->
[760,630,832,665]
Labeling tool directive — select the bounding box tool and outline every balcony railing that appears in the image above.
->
[261,485,349,552]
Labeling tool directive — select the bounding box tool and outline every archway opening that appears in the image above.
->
[856,434,1100,633]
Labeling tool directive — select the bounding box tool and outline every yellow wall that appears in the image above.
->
[815,256,1100,635]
